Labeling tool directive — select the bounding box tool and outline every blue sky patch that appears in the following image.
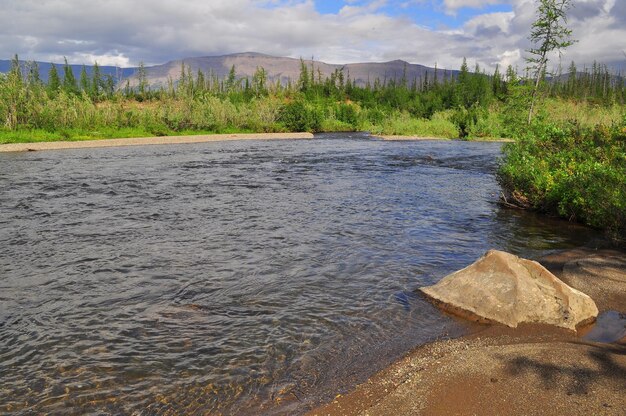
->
[314,0,513,29]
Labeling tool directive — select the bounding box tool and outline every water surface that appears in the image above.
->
[0,134,600,414]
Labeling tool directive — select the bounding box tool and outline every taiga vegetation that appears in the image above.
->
[0,52,624,143]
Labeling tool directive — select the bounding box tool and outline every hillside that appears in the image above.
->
[123,52,456,88]
[1,53,457,89]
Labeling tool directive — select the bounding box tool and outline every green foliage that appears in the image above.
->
[137,61,148,100]
[79,65,90,93]
[62,57,78,95]
[498,118,626,240]
[278,100,321,132]
[1,54,624,144]
[47,64,60,98]
[451,105,481,139]
[366,110,458,138]
[335,102,358,127]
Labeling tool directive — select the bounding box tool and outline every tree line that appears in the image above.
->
[1,52,624,136]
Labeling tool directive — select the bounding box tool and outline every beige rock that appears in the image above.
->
[420,250,598,330]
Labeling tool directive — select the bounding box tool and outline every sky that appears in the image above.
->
[1,0,624,71]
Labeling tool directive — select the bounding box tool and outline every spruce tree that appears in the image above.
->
[27,61,41,86]
[91,62,102,99]
[225,64,237,93]
[567,61,577,97]
[79,65,90,93]
[298,59,310,93]
[137,61,148,99]
[62,57,78,94]
[457,58,470,107]
[47,63,61,97]
[196,69,205,93]
[103,74,115,98]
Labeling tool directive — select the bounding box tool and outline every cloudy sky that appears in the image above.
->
[1,0,624,71]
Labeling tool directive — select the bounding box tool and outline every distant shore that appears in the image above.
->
[373,135,449,141]
[308,247,626,416]
[0,132,314,153]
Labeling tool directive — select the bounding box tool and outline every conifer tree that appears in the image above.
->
[47,63,61,97]
[196,69,205,93]
[298,59,310,93]
[567,61,577,97]
[457,58,470,107]
[62,57,78,94]
[26,61,41,86]
[137,61,148,99]
[79,65,90,93]
[103,74,115,98]
[225,64,237,93]
[252,66,267,97]
[91,62,102,99]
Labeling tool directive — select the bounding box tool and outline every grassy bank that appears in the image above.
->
[0,95,459,144]
[1,94,622,144]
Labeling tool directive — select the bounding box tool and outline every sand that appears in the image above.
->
[308,247,626,416]
[0,132,314,153]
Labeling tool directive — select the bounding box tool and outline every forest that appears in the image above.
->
[0,55,624,141]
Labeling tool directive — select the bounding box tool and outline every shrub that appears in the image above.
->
[278,100,322,132]
[498,118,626,241]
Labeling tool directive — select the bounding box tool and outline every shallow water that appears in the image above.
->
[0,133,601,414]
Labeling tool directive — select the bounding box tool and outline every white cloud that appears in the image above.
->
[0,0,624,72]
[496,49,522,68]
[443,0,504,13]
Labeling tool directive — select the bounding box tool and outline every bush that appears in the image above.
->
[278,100,322,132]
[370,110,457,138]
[498,118,626,241]
[451,105,481,139]
[335,103,358,127]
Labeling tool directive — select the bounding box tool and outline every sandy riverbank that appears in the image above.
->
[308,247,626,416]
[0,132,314,153]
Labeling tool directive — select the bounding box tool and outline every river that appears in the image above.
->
[0,133,600,414]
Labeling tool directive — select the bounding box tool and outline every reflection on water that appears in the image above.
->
[0,134,601,414]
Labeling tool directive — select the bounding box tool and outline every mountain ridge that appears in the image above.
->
[127,52,456,88]
[1,52,457,88]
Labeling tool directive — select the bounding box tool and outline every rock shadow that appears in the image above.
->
[502,343,626,396]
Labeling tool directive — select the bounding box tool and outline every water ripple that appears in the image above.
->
[0,134,599,415]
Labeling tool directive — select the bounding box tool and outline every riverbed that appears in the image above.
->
[0,133,601,414]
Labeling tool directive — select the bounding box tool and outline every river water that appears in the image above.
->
[0,134,599,414]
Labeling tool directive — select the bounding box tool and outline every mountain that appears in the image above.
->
[1,52,457,88]
[0,59,137,83]
[122,52,457,88]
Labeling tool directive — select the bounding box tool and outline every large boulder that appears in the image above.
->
[420,250,598,330]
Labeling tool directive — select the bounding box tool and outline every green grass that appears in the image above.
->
[1,92,624,145]
[365,110,458,138]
